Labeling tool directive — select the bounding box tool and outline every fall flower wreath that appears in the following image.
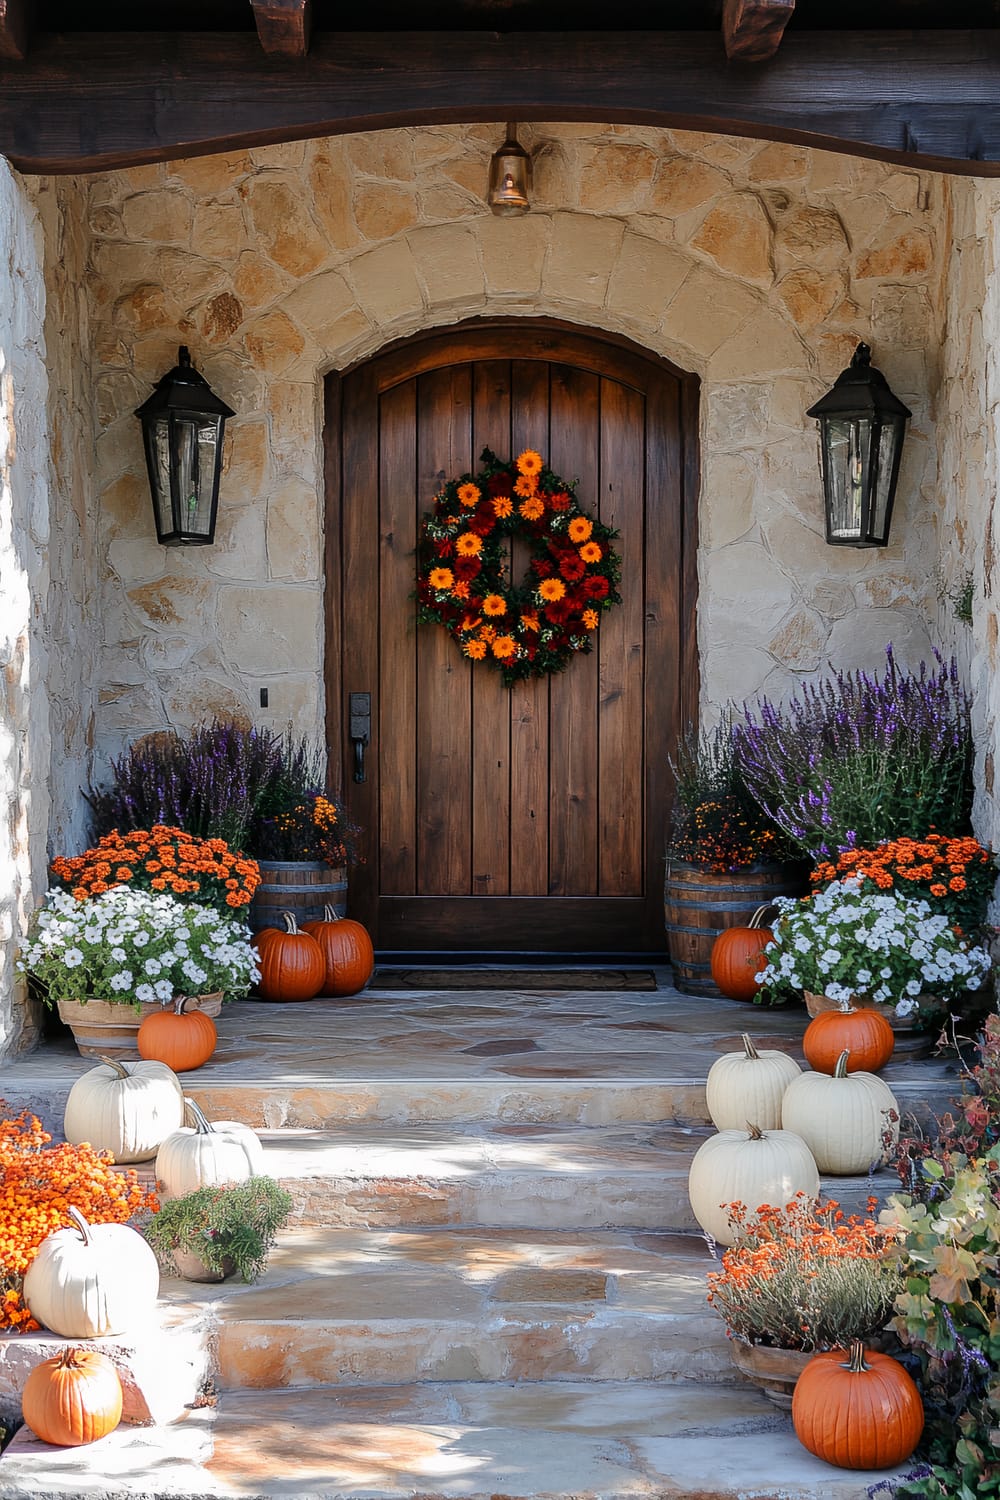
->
[416,448,622,685]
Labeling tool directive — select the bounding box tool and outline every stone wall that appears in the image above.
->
[934,176,1000,855]
[0,160,50,1054]
[76,124,949,787]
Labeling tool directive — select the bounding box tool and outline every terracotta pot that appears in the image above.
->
[56,993,223,1059]
[170,1248,236,1283]
[728,1341,814,1409]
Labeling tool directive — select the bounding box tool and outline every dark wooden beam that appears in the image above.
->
[723,0,795,63]
[250,0,312,60]
[2,30,1000,177]
[0,0,29,62]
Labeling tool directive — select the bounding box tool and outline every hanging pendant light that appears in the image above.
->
[487,122,532,216]
[135,347,234,546]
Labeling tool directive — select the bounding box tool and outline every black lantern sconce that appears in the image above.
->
[135,346,235,546]
[807,343,911,548]
[487,123,532,216]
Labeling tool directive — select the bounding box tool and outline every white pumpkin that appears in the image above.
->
[155,1097,265,1199]
[23,1207,159,1338]
[705,1033,801,1132]
[781,1050,900,1174]
[63,1056,185,1163]
[688,1123,820,1246]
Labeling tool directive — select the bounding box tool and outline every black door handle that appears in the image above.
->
[349,692,371,785]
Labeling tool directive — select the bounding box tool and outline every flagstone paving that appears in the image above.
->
[0,972,961,1498]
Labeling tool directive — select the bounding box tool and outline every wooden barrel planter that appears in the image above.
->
[249,861,348,934]
[664,862,806,997]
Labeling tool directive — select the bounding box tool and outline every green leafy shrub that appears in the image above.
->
[144,1177,292,1284]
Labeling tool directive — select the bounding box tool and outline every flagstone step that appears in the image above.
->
[158,1226,734,1389]
[252,1122,905,1231]
[0,1378,916,1499]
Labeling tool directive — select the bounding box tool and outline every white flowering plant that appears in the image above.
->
[755,878,991,1023]
[18,887,259,1010]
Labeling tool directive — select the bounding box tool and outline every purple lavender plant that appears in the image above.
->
[87,720,329,856]
[732,648,972,859]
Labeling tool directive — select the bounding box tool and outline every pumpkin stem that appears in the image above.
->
[183,1097,214,1135]
[834,1049,851,1078]
[745,1122,766,1140]
[846,1341,869,1374]
[174,996,190,1016]
[66,1206,92,1246]
[54,1348,87,1370]
[281,911,301,935]
[322,905,341,923]
[98,1056,131,1080]
[749,904,775,930]
[741,1034,761,1061]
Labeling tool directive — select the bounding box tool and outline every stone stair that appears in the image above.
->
[0,983,950,1497]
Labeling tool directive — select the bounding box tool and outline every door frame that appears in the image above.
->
[323,316,701,949]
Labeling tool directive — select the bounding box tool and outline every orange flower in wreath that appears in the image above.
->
[492,496,513,518]
[519,495,545,521]
[465,639,488,660]
[482,594,507,617]
[492,635,517,660]
[457,482,481,508]
[429,567,454,590]
[568,516,593,543]
[456,532,482,557]
[517,449,543,477]
[579,541,603,563]
[583,609,600,631]
[539,578,566,603]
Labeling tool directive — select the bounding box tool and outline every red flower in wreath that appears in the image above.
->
[415,448,622,686]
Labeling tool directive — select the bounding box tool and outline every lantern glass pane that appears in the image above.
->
[172,416,216,538]
[150,416,174,537]
[823,416,872,541]
[870,419,902,543]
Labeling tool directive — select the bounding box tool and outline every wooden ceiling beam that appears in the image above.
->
[723,0,796,64]
[251,0,312,60]
[1,30,999,177]
[0,0,29,62]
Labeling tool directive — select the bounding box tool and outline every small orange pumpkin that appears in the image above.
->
[302,905,374,997]
[137,997,218,1072]
[792,1341,923,1470]
[803,1005,895,1074]
[22,1346,124,1447]
[710,904,774,1002]
[252,911,326,1002]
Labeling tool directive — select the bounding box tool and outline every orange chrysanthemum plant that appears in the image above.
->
[706,1193,903,1354]
[811,834,995,935]
[0,1104,158,1333]
[416,446,622,686]
[51,825,260,915]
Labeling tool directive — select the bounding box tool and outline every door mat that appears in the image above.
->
[372,969,658,992]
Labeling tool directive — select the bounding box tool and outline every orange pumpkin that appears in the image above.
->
[302,905,374,997]
[803,1005,895,1074]
[137,997,218,1072]
[710,904,774,1002]
[252,911,325,1001]
[792,1341,923,1470]
[22,1347,123,1447]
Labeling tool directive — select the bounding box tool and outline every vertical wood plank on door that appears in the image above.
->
[471,361,512,897]
[379,379,418,897]
[339,363,381,932]
[598,378,645,896]
[416,365,474,895]
[643,377,683,935]
[509,360,550,896]
[548,364,600,897]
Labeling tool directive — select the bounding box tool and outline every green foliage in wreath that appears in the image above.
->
[415,447,622,686]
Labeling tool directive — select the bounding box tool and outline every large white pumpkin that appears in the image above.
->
[688,1123,820,1246]
[705,1034,801,1132]
[23,1207,159,1338]
[63,1056,185,1163]
[155,1098,265,1199]
[781,1050,900,1174]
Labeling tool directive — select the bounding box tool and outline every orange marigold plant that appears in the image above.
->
[51,825,260,914]
[0,1104,159,1333]
[706,1193,903,1353]
[811,833,994,934]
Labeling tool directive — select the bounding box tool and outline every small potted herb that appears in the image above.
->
[144,1177,292,1284]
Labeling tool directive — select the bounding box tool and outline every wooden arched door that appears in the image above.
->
[324,320,699,954]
